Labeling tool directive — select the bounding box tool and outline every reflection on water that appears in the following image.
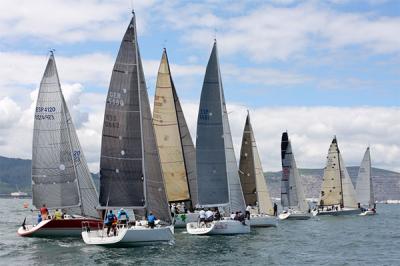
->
[1,198,399,265]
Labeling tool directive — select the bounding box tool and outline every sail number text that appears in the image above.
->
[35,106,56,120]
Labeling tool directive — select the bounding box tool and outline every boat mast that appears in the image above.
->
[132,9,147,215]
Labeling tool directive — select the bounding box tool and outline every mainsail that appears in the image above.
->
[153,49,198,206]
[355,148,373,207]
[280,132,308,212]
[99,13,170,223]
[239,113,273,215]
[32,53,99,218]
[319,137,358,208]
[196,41,246,212]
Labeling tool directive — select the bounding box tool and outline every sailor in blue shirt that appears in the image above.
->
[117,208,129,225]
[147,212,156,228]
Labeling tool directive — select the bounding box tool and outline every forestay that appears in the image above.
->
[99,14,170,223]
[32,54,99,218]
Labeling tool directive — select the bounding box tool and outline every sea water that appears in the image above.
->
[1,198,399,265]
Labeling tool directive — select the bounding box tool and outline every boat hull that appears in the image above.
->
[278,211,311,220]
[312,208,362,216]
[174,213,198,228]
[17,218,101,237]
[186,219,250,235]
[249,214,277,227]
[359,210,376,216]
[82,225,174,247]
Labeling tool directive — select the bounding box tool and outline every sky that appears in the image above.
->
[0,0,399,173]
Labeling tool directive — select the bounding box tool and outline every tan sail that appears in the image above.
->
[239,114,273,215]
[319,138,342,206]
[153,50,190,202]
[252,135,274,215]
[339,154,358,208]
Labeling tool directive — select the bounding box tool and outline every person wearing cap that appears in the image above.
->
[117,208,129,225]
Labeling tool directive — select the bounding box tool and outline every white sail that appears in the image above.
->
[356,148,373,207]
[339,154,358,208]
[252,130,273,215]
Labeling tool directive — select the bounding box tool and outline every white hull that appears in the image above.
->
[186,219,250,235]
[82,225,174,247]
[359,210,376,216]
[278,211,311,220]
[174,213,198,228]
[249,214,277,227]
[312,208,361,216]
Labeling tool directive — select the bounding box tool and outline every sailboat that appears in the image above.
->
[153,48,198,228]
[278,132,311,220]
[81,12,173,246]
[356,147,376,216]
[18,53,101,237]
[312,137,361,216]
[238,112,276,227]
[186,41,250,235]
[11,185,28,197]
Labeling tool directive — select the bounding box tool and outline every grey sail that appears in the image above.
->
[196,41,229,208]
[99,14,170,223]
[280,132,308,212]
[32,54,99,218]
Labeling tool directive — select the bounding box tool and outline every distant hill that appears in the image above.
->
[0,156,399,201]
[265,167,400,202]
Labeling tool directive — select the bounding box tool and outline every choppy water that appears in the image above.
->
[1,198,399,265]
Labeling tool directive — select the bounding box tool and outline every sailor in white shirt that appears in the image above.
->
[230,212,236,220]
[245,205,252,220]
[198,209,206,224]
[205,209,214,222]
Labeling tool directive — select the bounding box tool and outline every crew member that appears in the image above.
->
[147,212,156,229]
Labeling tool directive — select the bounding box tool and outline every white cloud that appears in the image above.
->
[0,85,398,174]
[158,2,400,61]
[0,0,156,43]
